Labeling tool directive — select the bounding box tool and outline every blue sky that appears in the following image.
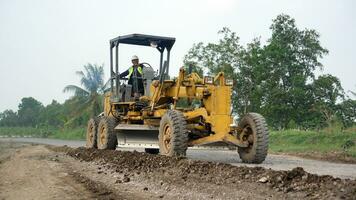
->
[0,0,355,111]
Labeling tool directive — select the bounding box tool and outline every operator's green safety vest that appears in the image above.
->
[128,66,143,78]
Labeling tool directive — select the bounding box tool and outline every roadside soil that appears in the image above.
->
[0,141,355,200]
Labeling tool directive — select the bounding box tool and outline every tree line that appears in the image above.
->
[0,64,104,128]
[183,14,355,129]
[0,14,355,130]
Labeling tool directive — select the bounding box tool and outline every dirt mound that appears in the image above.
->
[55,146,356,199]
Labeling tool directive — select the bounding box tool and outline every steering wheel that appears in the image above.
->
[140,62,153,69]
[140,62,159,79]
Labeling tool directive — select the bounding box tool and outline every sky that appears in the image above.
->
[0,0,355,112]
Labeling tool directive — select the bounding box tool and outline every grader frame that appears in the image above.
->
[86,33,269,164]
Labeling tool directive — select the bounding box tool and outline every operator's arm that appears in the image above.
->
[119,69,129,78]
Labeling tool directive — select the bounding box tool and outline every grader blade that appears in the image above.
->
[115,124,159,148]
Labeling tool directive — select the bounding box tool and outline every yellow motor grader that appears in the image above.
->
[86,34,269,163]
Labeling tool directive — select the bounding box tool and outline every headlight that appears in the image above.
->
[225,79,233,86]
[204,76,214,84]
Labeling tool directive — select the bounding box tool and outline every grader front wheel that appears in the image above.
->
[237,113,269,164]
[97,117,118,150]
[86,118,98,148]
[158,110,188,157]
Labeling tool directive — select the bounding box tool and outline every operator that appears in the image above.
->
[119,55,145,97]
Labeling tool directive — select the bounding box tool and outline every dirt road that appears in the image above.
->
[1,137,356,179]
[0,140,356,199]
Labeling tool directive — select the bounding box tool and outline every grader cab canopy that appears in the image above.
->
[109,34,175,88]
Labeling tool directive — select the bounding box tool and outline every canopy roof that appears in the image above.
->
[110,33,176,50]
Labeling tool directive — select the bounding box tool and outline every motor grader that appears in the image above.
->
[86,34,269,163]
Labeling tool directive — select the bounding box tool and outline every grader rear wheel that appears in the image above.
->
[86,118,98,148]
[237,113,269,164]
[158,110,188,157]
[97,117,118,150]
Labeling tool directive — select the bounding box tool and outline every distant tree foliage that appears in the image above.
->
[184,14,353,129]
[0,63,105,129]
[17,97,44,127]
[63,63,105,127]
[0,109,18,127]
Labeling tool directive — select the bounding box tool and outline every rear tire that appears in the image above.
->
[237,113,269,164]
[86,118,99,148]
[97,116,118,150]
[158,110,188,157]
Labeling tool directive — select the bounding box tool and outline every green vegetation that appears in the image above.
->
[0,127,53,138]
[49,128,85,140]
[270,128,356,158]
[184,14,355,130]
[0,127,85,140]
[0,63,104,129]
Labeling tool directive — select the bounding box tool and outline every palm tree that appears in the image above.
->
[63,63,104,120]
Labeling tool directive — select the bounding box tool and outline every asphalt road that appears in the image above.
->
[1,137,355,179]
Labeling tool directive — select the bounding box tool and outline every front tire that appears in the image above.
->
[237,113,269,164]
[97,116,118,150]
[86,118,99,148]
[158,110,188,157]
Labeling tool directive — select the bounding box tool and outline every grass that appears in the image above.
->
[269,128,356,158]
[0,127,53,138]
[50,128,85,140]
[0,127,85,140]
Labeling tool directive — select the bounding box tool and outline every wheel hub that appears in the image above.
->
[162,124,172,154]
[88,125,94,142]
[99,126,107,145]
[242,125,254,144]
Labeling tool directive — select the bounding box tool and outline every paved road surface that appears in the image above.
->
[1,137,355,179]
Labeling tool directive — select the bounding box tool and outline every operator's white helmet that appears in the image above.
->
[131,55,139,60]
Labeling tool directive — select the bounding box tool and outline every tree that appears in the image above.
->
[183,27,245,114]
[311,74,344,127]
[260,14,329,129]
[17,97,44,127]
[337,99,356,128]
[183,27,243,78]
[38,100,65,127]
[184,14,331,129]
[63,63,104,127]
[0,109,18,127]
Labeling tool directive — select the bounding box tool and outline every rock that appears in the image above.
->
[276,176,282,182]
[283,187,293,193]
[258,177,268,183]
[143,187,148,191]
[123,177,130,182]
[302,174,308,180]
